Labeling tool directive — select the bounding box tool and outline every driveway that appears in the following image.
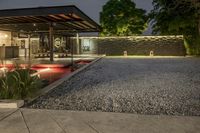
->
[29,57,200,116]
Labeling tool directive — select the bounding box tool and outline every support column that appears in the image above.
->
[49,23,54,61]
[71,37,74,69]
[11,31,14,46]
[28,34,31,59]
[76,33,80,55]
[65,36,68,49]
[11,31,14,58]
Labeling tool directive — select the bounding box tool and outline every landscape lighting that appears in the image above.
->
[31,67,51,77]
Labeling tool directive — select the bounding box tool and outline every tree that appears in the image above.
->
[100,0,148,36]
[150,0,200,55]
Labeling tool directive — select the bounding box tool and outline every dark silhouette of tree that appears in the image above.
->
[150,0,200,55]
[100,0,148,36]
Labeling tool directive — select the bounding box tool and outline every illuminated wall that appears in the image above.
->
[79,36,186,56]
[17,38,39,57]
[0,31,41,57]
[81,38,98,54]
[0,31,11,46]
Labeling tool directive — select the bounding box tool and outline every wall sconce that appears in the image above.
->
[0,33,8,38]
[4,34,8,38]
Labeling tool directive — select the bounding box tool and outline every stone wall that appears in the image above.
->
[78,36,186,56]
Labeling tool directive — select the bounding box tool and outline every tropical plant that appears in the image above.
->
[100,0,148,36]
[0,68,42,99]
[149,0,200,55]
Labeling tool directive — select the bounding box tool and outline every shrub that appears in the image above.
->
[0,69,42,99]
[184,35,200,55]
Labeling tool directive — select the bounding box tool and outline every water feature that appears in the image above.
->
[0,60,92,84]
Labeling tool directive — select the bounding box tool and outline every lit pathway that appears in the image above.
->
[0,108,200,133]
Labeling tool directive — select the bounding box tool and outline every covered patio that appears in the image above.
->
[0,5,100,61]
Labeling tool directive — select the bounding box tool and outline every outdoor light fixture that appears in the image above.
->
[52,22,57,26]
[0,67,7,71]
[0,33,8,38]
[0,67,8,76]
[4,34,8,38]
[31,67,51,77]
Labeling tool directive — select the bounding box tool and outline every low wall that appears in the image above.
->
[78,36,186,56]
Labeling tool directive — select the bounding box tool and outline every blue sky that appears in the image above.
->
[0,0,153,34]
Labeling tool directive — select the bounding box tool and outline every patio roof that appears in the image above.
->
[0,5,101,33]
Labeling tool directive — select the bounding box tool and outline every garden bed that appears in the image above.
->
[0,59,93,101]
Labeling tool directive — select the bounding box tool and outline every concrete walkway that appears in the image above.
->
[0,109,199,133]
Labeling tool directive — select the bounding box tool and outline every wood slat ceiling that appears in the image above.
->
[0,5,100,33]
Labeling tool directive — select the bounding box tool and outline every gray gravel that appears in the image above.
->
[28,57,200,116]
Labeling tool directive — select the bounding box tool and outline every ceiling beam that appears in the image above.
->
[0,5,100,32]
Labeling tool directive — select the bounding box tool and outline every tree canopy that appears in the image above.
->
[100,0,148,36]
[150,0,200,54]
[150,0,200,35]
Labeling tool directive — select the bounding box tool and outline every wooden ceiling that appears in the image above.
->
[0,5,101,33]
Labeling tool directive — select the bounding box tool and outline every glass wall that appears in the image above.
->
[0,30,76,58]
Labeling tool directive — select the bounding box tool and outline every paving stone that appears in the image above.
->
[47,109,98,133]
[42,110,200,133]
[0,110,28,133]
[0,109,200,133]
[20,109,65,133]
[0,109,17,120]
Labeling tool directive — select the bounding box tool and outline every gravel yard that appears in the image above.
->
[29,57,200,116]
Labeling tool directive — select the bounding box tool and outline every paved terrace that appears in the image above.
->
[0,108,200,133]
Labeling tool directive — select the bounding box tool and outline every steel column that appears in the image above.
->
[49,23,54,61]
[28,34,31,59]
[76,33,80,55]
[71,37,74,69]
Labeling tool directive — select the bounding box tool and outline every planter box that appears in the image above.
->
[0,100,24,108]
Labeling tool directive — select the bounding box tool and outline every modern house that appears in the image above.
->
[0,0,185,57]
[0,5,100,61]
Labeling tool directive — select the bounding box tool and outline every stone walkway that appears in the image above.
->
[0,108,200,133]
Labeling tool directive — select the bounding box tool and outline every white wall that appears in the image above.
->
[0,31,11,46]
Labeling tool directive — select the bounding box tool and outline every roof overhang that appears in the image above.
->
[0,5,101,33]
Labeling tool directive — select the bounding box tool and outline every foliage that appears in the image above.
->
[0,69,42,99]
[184,34,200,55]
[149,0,200,55]
[100,0,148,36]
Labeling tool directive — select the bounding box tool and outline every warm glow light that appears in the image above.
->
[0,67,8,74]
[31,68,51,77]
[0,67,7,71]
[0,33,9,38]
[4,34,8,38]
[32,64,65,68]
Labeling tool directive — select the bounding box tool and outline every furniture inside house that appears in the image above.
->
[0,46,19,58]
